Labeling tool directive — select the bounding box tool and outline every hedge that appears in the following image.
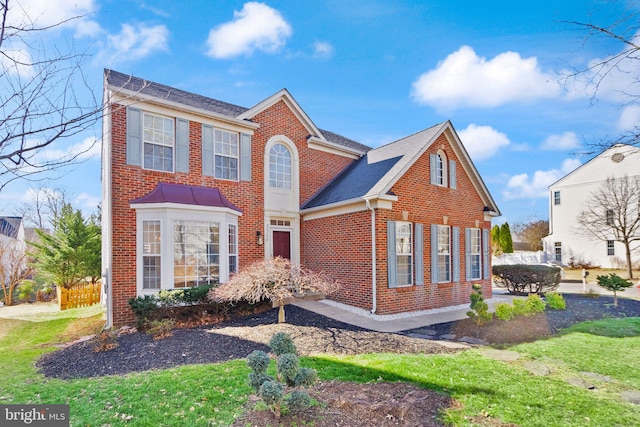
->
[492,264,561,295]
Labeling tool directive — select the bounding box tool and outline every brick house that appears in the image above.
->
[101,69,500,327]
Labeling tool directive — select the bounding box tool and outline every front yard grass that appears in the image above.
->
[0,305,638,426]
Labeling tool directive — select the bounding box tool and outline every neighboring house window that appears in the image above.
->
[553,191,561,205]
[142,220,161,289]
[467,228,481,280]
[437,225,451,282]
[554,242,562,262]
[606,209,614,226]
[173,221,220,288]
[229,224,237,274]
[269,143,292,189]
[396,222,413,286]
[214,129,239,180]
[143,113,174,172]
[607,240,615,256]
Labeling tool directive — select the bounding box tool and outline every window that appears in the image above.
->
[143,113,174,172]
[269,143,291,189]
[430,151,450,187]
[468,228,481,280]
[214,129,239,180]
[606,209,614,226]
[553,191,561,205]
[554,242,562,262]
[395,222,413,286]
[437,225,451,282]
[173,221,220,288]
[229,224,237,274]
[142,220,161,289]
[607,240,615,256]
[435,153,445,185]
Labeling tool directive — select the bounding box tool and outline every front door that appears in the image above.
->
[272,230,291,260]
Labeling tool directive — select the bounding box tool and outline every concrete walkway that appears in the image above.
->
[292,281,640,333]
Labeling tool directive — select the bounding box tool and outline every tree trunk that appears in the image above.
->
[278,301,285,323]
[625,242,634,279]
[613,291,618,307]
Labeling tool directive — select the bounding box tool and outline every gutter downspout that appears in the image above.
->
[365,198,377,314]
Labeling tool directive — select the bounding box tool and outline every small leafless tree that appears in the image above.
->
[209,257,340,323]
[0,238,33,306]
[575,176,640,279]
[513,219,549,251]
[18,186,70,229]
[0,0,102,190]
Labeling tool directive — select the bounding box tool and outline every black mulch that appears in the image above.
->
[37,294,640,380]
[36,305,366,380]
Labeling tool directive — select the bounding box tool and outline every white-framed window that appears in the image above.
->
[468,228,481,280]
[134,207,240,294]
[229,224,238,274]
[437,225,451,282]
[214,129,239,180]
[142,220,162,289]
[396,222,413,286]
[143,113,174,172]
[554,242,562,262]
[173,221,220,288]
[607,240,615,256]
[553,191,561,205]
[606,209,614,226]
[269,143,291,189]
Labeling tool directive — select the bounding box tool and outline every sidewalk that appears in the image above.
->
[292,281,640,333]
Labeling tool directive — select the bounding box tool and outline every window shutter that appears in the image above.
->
[430,224,438,283]
[202,124,214,176]
[483,229,490,279]
[465,228,472,281]
[240,133,252,182]
[176,118,189,173]
[430,154,437,184]
[415,223,424,286]
[126,107,142,166]
[452,226,460,282]
[387,221,397,288]
[449,160,457,189]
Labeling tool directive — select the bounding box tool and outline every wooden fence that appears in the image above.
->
[57,282,101,310]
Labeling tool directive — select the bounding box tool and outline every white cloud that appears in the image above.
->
[540,131,580,151]
[503,158,581,200]
[37,136,100,164]
[74,192,101,213]
[457,124,510,161]
[206,2,292,59]
[96,23,169,66]
[313,41,334,59]
[9,0,99,36]
[411,46,561,110]
[0,41,34,77]
[617,105,640,131]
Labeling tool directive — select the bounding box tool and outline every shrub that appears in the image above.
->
[492,264,561,295]
[145,319,175,340]
[94,329,119,352]
[494,302,515,321]
[523,294,546,315]
[247,332,317,420]
[596,273,634,306]
[466,284,492,326]
[545,292,566,310]
[17,280,35,302]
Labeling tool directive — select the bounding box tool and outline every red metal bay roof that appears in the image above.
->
[130,182,242,212]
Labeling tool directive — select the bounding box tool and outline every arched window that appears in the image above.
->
[432,150,447,187]
[269,143,291,189]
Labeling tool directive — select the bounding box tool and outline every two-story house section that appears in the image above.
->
[101,69,500,327]
[544,144,640,269]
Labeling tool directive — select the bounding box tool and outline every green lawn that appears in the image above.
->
[0,306,639,426]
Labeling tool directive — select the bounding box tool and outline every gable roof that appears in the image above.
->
[104,69,370,156]
[302,121,501,216]
[130,182,242,213]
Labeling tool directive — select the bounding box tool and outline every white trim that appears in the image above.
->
[131,202,242,217]
[301,196,397,221]
[108,89,259,132]
[307,137,365,159]
[102,87,114,327]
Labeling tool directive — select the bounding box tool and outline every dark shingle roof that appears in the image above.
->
[105,70,249,118]
[302,155,402,209]
[319,129,371,154]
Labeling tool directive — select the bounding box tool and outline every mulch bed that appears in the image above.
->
[37,293,640,379]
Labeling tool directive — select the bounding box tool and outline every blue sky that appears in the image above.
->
[2,0,638,226]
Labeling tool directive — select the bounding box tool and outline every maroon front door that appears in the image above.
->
[272,231,291,260]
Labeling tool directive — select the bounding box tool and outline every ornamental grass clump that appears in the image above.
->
[246,332,317,419]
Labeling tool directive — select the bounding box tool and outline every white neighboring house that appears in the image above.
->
[0,217,25,250]
[543,144,640,269]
